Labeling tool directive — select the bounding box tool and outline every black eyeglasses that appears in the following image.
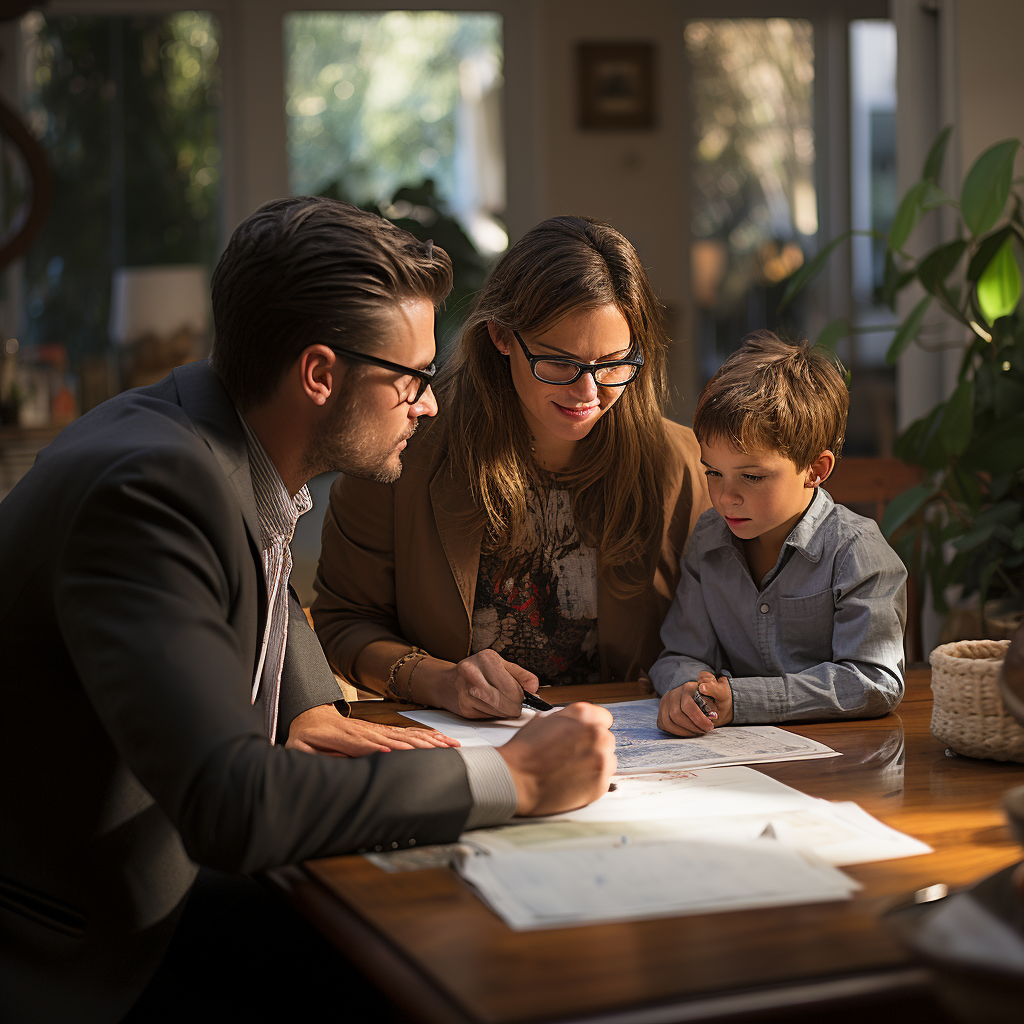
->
[511,330,643,386]
[326,344,436,404]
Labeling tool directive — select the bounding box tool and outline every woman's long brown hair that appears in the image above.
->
[435,215,672,597]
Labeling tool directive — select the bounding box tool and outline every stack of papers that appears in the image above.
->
[451,766,930,929]
[456,839,861,930]
[401,699,838,773]
[390,700,931,930]
[469,766,931,868]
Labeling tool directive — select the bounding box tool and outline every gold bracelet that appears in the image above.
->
[385,647,427,703]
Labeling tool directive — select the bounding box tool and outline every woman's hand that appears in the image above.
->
[656,671,734,737]
[286,704,461,756]
[411,649,540,719]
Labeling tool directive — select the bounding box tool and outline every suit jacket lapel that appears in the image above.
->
[170,361,268,660]
[429,455,485,628]
[170,360,262,551]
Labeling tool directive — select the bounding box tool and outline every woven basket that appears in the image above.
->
[929,639,1024,761]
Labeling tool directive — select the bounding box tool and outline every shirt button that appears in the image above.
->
[374,845,382,852]
[391,842,399,849]
[409,838,417,846]
[760,603,770,613]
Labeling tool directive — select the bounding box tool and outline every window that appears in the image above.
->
[18,9,221,388]
[687,19,817,383]
[284,11,505,257]
[847,18,898,455]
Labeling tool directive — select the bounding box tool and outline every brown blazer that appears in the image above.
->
[312,417,709,686]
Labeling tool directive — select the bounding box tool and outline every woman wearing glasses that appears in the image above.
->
[312,216,709,718]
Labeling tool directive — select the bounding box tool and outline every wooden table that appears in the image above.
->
[267,669,1024,1024]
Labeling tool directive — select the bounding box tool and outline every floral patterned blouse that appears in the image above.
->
[470,482,600,685]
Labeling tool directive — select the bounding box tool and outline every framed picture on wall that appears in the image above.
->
[577,43,656,130]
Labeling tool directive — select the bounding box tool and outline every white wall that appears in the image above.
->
[954,0,1024,173]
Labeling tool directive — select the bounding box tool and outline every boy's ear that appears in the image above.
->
[805,450,836,488]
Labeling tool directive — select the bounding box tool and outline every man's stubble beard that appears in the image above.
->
[299,379,414,484]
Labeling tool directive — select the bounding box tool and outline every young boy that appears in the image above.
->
[651,331,907,736]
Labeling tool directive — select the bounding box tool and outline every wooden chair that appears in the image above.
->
[824,457,926,663]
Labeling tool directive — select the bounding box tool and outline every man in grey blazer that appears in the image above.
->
[0,197,615,1023]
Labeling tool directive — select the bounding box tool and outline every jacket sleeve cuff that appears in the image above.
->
[455,746,518,829]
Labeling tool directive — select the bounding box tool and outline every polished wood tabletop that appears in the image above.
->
[267,669,1024,1024]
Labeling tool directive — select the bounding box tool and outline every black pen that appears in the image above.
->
[692,688,716,719]
[521,687,554,712]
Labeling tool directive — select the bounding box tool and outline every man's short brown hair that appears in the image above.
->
[211,196,453,410]
[693,330,849,468]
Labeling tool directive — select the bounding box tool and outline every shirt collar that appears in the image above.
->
[701,485,834,563]
[783,486,833,562]
[236,412,312,550]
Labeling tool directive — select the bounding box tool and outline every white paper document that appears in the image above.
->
[456,838,861,930]
[468,766,931,866]
[605,699,838,773]
[401,699,836,772]
[399,706,553,747]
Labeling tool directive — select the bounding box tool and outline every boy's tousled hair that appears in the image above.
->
[211,196,453,410]
[693,330,849,468]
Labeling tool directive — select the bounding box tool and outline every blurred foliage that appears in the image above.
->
[319,177,489,349]
[686,18,816,369]
[20,11,221,366]
[285,11,501,207]
[781,126,1024,619]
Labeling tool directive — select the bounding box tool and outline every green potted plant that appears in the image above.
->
[779,127,1024,633]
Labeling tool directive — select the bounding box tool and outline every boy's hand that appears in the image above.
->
[657,672,734,737]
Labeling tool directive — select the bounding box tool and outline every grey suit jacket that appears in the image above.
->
[0,361,473,1024]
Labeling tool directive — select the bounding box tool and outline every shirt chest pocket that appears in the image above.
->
[777,589,835,666]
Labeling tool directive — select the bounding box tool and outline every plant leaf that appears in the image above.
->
[894,404,941,464]
[815,318,850,350]
[921,183,958,211]
[918,239,968,295]
[885,295,932,365]
[881,483,936,538]
[947,467,983,511]
[976,237,1022,323]
[890,181,930,251]
[938,379,975,456]
[959,418,1024,472]
[952,522,996,552]
[776,230,852,314]
[967,226,1014,281]
[922,125,953,182]
[960,139,1020,236]
[994,374,1024,418]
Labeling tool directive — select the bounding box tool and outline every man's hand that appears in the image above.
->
[412,649,540,720]
[497,703,616,816]
[656,671,734,737]
[285,703,460,757]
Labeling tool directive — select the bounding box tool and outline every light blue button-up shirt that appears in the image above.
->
[650,487,907,722]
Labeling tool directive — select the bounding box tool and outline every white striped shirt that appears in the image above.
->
[238,414,516,824]
[238,414,312,743]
